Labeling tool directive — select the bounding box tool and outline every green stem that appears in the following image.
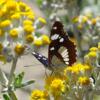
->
[8,90,18,100]
[8,56,18,87]
[7,56,18,100]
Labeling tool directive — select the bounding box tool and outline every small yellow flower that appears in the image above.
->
[27,14,35,21]
[23,20,33,26]
[34,39,43,46]
[86,12,93,19]
[50,78,65,96]
[82,16,88,23]
[0,20,11,28]
[6,0,17,11]
[0,29,5,36]
[89,47,98,52]
[98,42,100,50]
[78,76,90,86]
[91,18,97,25]
[19,2,27,11]
[0,7,8,17]
[9,29,18,39]
[0,55,6,63]
[77,24,83,30]
[88,51,97,58]
[38,17,46,24]
[30,90,49,100]
[25,34,34,43]
[11,13,21,20]
[14,43,25,55]
[83,65,92,72]
[65,63,82,75]
[72,16,79,23]
[0,43,3,53]
[24,25,34,34]
[41,35,50,45]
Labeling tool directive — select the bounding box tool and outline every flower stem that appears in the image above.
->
[8,56,18,87]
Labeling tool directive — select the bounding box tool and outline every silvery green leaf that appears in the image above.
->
[14,72,24,87]
[8,91,17,100]
[3,94,10,100]
[0,68,8,86]
[15,80,35,89]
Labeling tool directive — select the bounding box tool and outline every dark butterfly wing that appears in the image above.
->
[48,21,76,67]
[32,52,49,68]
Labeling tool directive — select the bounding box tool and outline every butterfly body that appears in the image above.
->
[32,21,76,71]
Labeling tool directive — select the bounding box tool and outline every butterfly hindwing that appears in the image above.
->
[49,21,76,67]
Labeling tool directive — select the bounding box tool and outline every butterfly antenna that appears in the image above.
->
[24,63,42,67]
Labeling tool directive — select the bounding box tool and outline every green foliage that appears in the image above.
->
[36,0,43,7]
[3,94,10,100]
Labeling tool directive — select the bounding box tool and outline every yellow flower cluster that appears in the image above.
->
[72,14,100,30]
[84,43,100,66]
[30,63,92,99]
[0,0,50,62]
[30,90,49,100]
[64,63,92,75]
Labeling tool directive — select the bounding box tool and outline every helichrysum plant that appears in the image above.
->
[30,42,100,100]
[0,0,50,100]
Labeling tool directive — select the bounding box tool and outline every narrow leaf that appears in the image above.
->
[8,91,18,100]
[15,80,35,88]
[3,94,10,100]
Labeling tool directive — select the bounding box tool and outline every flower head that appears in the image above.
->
[50,78,65,96]
[41,35,50,45]
[14,43,25,55]
[0,20,11,28]
[78,76,90,86]
[9,28,19,39]
[30,90,49,100]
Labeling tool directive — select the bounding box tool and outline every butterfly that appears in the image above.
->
[32,21,76,71]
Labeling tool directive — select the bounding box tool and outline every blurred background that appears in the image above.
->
[0,0,100,100]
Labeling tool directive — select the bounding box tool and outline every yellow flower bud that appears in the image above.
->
[11,13,21,20]
[0,29,5,36]
[88,51,96,58]
[91,18,97,25]
[23,20,33,26]
[0,8,7,17]
[78,76,90,86]
[50,78,65,95]
[25,34,34,43]
[6,1,17,11]
[14,44,25,55]
[9,29,18,39]
[27,14,35,21]
[41,35,50,45]
[89,47,98,52]
[0,20,11,28]
[34,39,43,46]
[72,16,79,23]
[98,42,100,50]
[38,17,46,24]
[82,16,88,23]
[0,55,6,63]
[77,24,83,30]
[0,43,3,53]
[30,90,49,100]
[24,25,34,34]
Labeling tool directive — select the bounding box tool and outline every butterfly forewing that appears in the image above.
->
[32,52,49,67]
